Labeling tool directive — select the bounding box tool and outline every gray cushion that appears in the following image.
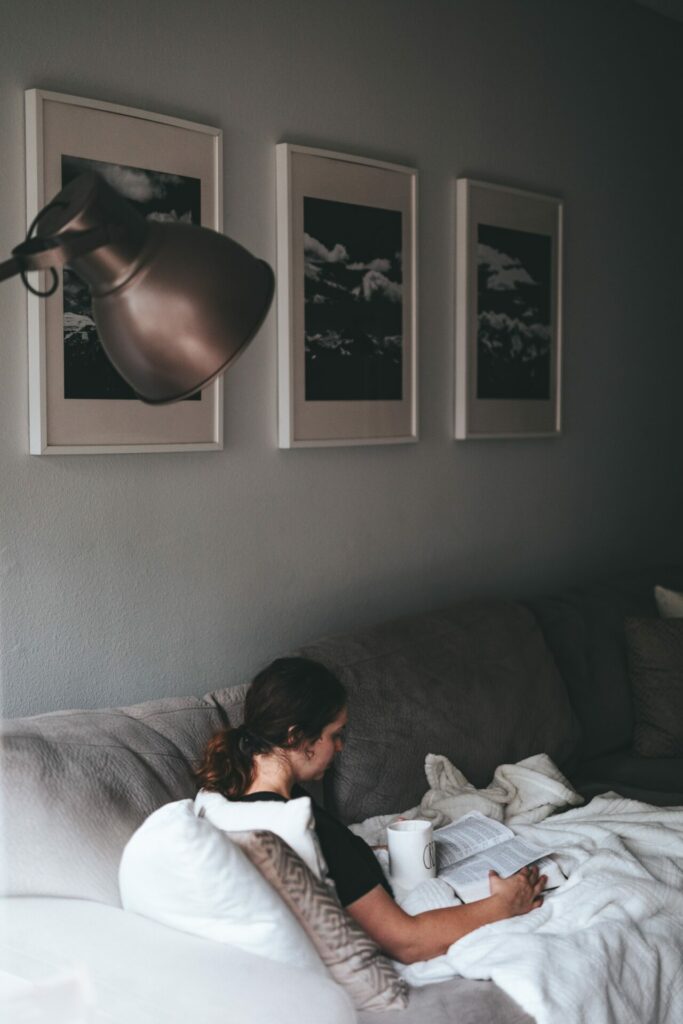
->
[358,975,533,1024]
[528,567,683,762]
[298,601,579,824]
[572,747,683,804]
[201,680,249,727]
[0,694,233,905]
[625,618,683,757]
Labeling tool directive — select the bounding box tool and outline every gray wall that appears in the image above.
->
[1,0,681,718]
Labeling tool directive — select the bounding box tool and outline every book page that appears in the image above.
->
[440,835,551,886]
[441,846,563,903]
[448,856,566,904]
[434,811,514,868]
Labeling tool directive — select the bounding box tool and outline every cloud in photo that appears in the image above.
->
[353,269,402,303]
[478,242,537,291]
[304,234,349,264]
[347,257,392,273]
[85,164,183,203]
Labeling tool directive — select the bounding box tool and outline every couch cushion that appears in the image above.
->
[357,975,533,1024]
[528,567,683,762]
[625,618,683,757]
[201,680,249,725]
[118,801,324,971]
[196,788,327,877]
[0,694,232,905]
[297,601,579,824]
[0,897,355,1024]
[571,747,683,805]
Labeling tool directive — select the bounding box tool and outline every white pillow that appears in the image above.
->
[118,799,324,973]
[655,585,683,618]
[195,790,328,879]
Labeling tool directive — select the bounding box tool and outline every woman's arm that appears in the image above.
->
[346,866,546,965]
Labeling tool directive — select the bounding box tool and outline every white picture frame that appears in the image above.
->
[455,178,563,440]
[25,89,224,454]
[276,143,417,448]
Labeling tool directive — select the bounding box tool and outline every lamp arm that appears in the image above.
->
[2,224,117,282]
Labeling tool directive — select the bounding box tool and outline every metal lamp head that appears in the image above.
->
[36,172,274,404]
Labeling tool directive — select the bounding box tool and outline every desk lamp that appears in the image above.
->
[0,171,274,403]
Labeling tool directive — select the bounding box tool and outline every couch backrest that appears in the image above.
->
[527,567,683,762]
[0,688,247,905]
[297,600,581,824]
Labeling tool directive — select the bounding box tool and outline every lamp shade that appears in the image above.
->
[36,172,274,403]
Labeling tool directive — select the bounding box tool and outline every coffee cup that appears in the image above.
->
[386,819,436,889]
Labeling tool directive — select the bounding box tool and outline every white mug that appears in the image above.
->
[387,819,436,888]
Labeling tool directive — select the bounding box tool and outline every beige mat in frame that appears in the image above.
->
[25,89,223,454]
[277,144,417,447]
[455,178,563,440]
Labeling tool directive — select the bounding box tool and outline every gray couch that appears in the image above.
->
[2,566,681,1023]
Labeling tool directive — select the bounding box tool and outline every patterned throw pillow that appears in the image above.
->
[230,829,409,1012]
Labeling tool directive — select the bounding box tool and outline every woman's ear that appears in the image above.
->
[286,724,304,749]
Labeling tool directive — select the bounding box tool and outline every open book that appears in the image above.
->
[434,811,566,903]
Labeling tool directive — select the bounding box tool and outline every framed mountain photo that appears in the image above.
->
[276,144,417,447]
[455,179,563,439]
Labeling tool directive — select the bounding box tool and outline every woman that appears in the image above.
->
[195,656,545,965]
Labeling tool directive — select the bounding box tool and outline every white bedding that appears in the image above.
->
[354,756,683,1024]
[350,751,583,845]
[402,794,683,1024]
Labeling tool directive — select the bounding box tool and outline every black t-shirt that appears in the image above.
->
[237,785,392,907]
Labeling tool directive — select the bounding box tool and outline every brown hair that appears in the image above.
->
[195,657,347,799]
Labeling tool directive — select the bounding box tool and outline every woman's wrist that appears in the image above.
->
[481,892,512,922]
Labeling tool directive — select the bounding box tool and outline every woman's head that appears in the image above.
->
[195,657,347,798]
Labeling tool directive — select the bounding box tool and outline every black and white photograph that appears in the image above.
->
[61,155,202,401]
[25,89,222,453]
[277,144,417,447]
[455,178,562,439]
[303,196,403,402]
[476,223,551,401]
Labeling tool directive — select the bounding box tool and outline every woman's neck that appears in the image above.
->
[243,752,295,799]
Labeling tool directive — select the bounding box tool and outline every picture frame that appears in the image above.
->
[25,89,224,454]
[276,143,417,447]
[455,178,563,440]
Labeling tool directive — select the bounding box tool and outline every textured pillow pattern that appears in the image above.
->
[195,789,327,879]
[625,618,683,757]
[119,800,324,972]
[231,829,408,1012]
[655,586,683,619]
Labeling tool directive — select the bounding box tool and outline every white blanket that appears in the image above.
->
[349,751,583,845]
[352,757,683,1024]
[405,795,683,1024]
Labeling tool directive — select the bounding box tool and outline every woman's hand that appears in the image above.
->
[488,865,546,918]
